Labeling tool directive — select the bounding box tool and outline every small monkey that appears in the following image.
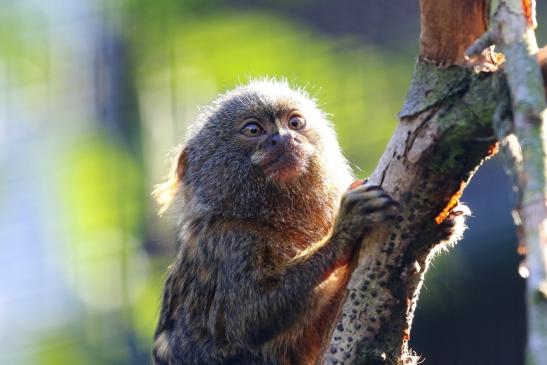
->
[152,80,399,365]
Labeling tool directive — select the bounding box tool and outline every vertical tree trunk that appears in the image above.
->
[473,1,547,363]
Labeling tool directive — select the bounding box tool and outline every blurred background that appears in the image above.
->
[1,1,547,364]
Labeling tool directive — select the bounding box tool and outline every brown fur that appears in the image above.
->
[152,80,397,365]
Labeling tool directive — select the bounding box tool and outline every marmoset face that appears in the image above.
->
[186,80,332,186]
[237,105,316,182]
[172,80,351,219]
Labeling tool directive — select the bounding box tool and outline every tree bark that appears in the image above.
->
[468,1,547,363]
[321,1,547,364]
[419,0,491,65]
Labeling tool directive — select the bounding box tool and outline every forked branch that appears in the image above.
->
[321,1,547,364]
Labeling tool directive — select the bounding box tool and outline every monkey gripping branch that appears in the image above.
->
[322,1,547,364]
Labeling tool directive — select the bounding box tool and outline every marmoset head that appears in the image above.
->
[154,79,353,228]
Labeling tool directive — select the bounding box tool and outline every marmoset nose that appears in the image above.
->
[268,133,283,146]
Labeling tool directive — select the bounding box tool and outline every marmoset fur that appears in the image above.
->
[152,80,400,365]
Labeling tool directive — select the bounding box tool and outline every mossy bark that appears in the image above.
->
[321,61,506,365]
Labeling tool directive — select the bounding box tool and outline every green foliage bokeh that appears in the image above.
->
[2,2,416,364]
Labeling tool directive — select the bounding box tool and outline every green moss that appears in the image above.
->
[399,62,470,119]
[418,70,503,176]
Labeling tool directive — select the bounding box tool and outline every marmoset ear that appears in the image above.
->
[152,146,188,215]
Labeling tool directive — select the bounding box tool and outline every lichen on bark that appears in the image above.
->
[322,61,508,365]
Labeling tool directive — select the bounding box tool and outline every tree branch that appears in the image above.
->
[467,1,547,363]
[419,0,491,66]
[322,64,505,365]
[321,1,547,364]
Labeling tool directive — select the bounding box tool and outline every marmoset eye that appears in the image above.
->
[288,115,306,130]
[240,122,264,137]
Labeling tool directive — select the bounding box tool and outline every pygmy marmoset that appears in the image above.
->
[152,80,400,365]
